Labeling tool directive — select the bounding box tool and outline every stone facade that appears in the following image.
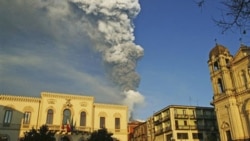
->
[208,44,250,141]
[0,92,128,141]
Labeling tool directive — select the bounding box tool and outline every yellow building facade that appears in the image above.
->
[208,44,250,141]
[151,105,219,141]
[0,92,128,141]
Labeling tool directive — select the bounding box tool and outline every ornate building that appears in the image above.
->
[208,44,250,141]
[0,92,128,141]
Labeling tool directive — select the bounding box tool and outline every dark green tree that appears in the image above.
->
[20,125,55,141]
[88,128,113,141]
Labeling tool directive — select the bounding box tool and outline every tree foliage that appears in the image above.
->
[20,125,56,141]
[88,128,114,141]
[196,0,250,34]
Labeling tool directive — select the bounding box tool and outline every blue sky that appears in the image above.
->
[0,0,248,120]
[133,0,247,119]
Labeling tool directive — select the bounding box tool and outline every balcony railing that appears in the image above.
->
[175,125,217,130]
[175,114,189,119]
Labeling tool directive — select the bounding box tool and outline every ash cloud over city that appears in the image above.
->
[0,0,144,114]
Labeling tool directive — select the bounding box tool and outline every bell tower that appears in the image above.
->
[208,44,234,99]
[208,44,250,141]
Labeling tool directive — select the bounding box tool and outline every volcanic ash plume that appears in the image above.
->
[0,0,144,115]
[72,0,144,113]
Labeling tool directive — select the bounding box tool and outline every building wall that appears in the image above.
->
[133,122,147,141]
[208,44,250,141]
[0,92,128,141]
[93,103,128,141]
[0,95,40,140]
[152,105,219,141]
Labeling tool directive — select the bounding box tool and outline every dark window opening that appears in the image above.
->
[214,61,219,71]
[3,110,12,126]
[100,117,105,128]
[175,120,179,129]
[63,109,71,124]
[226,130,232,141]
[184,121,187,126]
[46,109,53,124]
[177,133,188,139]
[192,133,203,139]
[218,78,225,93]
[115,118,120,131]
[80,111,86,126]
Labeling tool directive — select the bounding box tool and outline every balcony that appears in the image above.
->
[175,125,198,130]
[154,120,161,125]
[47,125,61,131]
[162,115,170,121]
[154,129,163,136]
[175,114,189,119]
[163,126,171,132]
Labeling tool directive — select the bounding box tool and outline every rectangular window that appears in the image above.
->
[184,120,187,126]
[183,109,186,115]
[177,133,188,139]
[226,130,232,141]
[192,133,203,139]
[115,118,120,130]
[175,120,179,129]
[23,112,31,124]
[80,112,86,126]
[3,110,12,126]
[100,117,105,128]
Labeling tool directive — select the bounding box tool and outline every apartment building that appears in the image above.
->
[0,92,128,141]
[133,121,147,141]
[128,120,144,141]
[152,105,219,141]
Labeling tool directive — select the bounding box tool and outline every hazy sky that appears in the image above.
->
[0,0,248,120]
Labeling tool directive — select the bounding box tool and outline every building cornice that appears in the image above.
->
[41,92,94,101]
[0,94,41,103]
[94,103,128,110]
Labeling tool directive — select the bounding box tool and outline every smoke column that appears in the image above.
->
[71,0,145,115]
[0,0,144,117]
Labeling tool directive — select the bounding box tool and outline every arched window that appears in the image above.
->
[217,78,224,93]
[63,109,71,124]
[80,111,86,126]
[214,61,219,71]
[46,109,53,124]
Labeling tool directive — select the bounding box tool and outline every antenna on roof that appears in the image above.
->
[189,96,192,106]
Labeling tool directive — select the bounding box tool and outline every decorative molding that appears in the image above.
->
[0,95,41,103]
[80,102,88,107]
[41,92,94,101]
[47,99,56,104]
[63,99,73,108]
[94,103,128,110]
